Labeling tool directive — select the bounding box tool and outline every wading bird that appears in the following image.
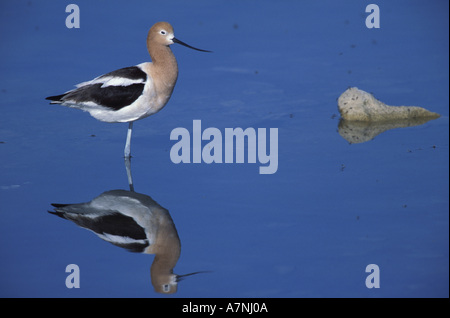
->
[46,22,210,157]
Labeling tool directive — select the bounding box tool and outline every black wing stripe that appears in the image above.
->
[54,211,148,240]
[99,66,147,81]
[63,83,145,110]
[45,66,147,106]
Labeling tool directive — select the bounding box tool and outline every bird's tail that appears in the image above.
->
[45,94,68,104]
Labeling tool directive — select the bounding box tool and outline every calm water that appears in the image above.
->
[0,0,448,297]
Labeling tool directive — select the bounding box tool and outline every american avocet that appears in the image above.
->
[46,22,210,158]
[49,189,207,293]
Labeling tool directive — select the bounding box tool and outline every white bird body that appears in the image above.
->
[50,190,171,252]
[66,63,159,123]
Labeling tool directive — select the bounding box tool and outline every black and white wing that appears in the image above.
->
[46,66,147,111]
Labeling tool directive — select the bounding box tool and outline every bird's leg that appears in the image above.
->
[124,156,134,192]
[124,122,133,158]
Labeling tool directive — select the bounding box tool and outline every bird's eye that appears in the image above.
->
[160,30,166,35]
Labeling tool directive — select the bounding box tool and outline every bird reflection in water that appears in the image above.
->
[49,158,207,294]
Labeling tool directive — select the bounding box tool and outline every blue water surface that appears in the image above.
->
[0,0,448,298]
